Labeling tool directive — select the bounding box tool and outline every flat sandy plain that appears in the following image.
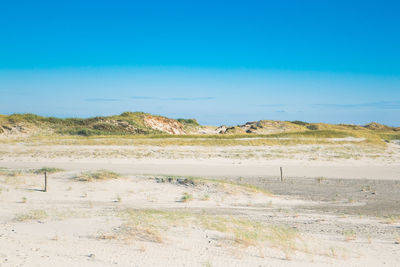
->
[0,136,400,266]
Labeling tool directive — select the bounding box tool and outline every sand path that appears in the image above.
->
[1,159,400,180]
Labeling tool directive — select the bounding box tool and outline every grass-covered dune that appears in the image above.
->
[0,112,399,146]
[0,112,199,136]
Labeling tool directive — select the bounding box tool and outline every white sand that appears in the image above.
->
[1,141,400,266]
[1,159,400,180]
[0,171,399,266]
[1,142,399,180]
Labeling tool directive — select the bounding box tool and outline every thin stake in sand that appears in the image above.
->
[280,167,283,182]
[44,171,47,192]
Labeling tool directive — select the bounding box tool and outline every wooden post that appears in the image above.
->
[280,167,283,182]
[44,171,47,192]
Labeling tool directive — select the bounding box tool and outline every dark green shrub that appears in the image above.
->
[291,120,308,126]
[177,118,199,126]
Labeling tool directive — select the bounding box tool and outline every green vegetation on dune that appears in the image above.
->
[0,131,392,147]
[176,118,199,126]
[379,133,400,142]
[0,112,398,146]
[0,112,172,136]
[59,127,130,136]
[269,130,351,139]
[176,118,200,132]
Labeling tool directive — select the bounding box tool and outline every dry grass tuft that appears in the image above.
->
[181,192,193,202]
[381,215,400,225]
[120,225,163,243]
[0,168,23,177]
[14,209,48,222]
[108,210,170,243]
[0,167,63,185]
[202,194,210,201]
[1,174,26,185]
[97,233,117,240]
[0,167,63,177]
[205,178,271,195]
[33,167,64,174]
[75,170,120,182]
[161,175,271,196]
[344,230,357,241]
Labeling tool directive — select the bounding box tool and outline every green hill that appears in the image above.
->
[0,112,193,136]
[0,113,398,145]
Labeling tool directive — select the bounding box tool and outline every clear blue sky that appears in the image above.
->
[0,0,399,125]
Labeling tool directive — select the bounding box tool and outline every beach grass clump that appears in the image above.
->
[0,169,27,184]
[33,167,64,174]
[181,192,193,202]
[196,176,271,195]
[160,175,271,196]
[0,167,63,178]
[0,168,23,177]
[381,215,400,224]
[75,170,120,182]
[202,194,210,201]
[177,118,199,126]
[344,230,357,241]
[14,209,48,222]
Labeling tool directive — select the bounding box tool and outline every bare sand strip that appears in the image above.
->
[1,159,400,180]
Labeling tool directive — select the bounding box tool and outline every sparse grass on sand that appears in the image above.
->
[0,167,63,177]
[0,167,64,185]
[0,169,27,184]
[74,170,120,182]
[344,230,357,241]
[33,167,64,174]
[0,168,24,177]
[105,209,300,259]
[14,209,48,222]
[159,175,271,195]
[180,192,193,202]
[381,215,400,225]
[1,126,392,147]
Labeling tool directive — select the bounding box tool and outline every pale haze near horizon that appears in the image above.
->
[1,68,399,126]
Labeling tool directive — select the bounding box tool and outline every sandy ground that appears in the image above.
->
[2,159,400,180]
[0,170,399,267]
[0,141,400,180]
[1,140,400,266]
